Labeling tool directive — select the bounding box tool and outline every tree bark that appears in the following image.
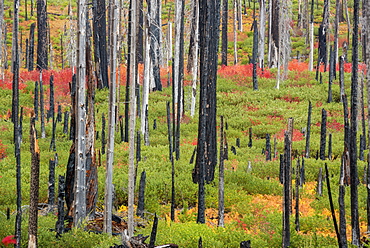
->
[305,101,312,158]
[258,0,266,68]
[195,0,220,224]
[92,0,109,89]
[37,0,48,70]
[350,0,360,244]
[12,1,22,246]
[27,23,36,71]
[104,0,118,234]
[74,0,87,227]
[221,0,228,66]
[28,117,40,248]
[218,116,225,227]
[128,0,137,237]
[283,132,291,248]
[319,108,327,160]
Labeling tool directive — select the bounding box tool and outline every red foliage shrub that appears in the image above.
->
[2,235,16,246]
[218,64,273,85]
[0,139,7,159]
[275,128,304,142]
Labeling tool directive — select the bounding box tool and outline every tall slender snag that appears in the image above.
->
[218,116,225,227]
[74,0,87,227]
[128,0,137,237]
[28,117,40,248]
[305,101,312,158]
[350,0,360,244]
[104,0,118,234]
[12,1,22,246]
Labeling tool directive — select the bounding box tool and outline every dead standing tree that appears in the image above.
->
[104,0,119,234]
[12,1,22,246]
[350,0,360,244]
[365,0,370,233]
[127,0,137,238]
[92,0,109,89]
[193,0,220,224]
[37,0,48,70]
[74,0,87,227]
[28,117,40,248]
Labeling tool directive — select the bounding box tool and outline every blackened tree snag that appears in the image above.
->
[12,1,22,246]
[136,170,146,218]
[149,214,158,248]
[295,159,300,232]
[56,175,65,237]
[86,41,97,218]
[101,113,106,154]
[28,22,35,71]
[28,117,40,248]
[283,132,291,247]
[221,0,228,66]
[63,111,69,134]
[48,158,56,207]
[252,19,258,90]
[339,158,348,247]
[305,101,312,158]
[328,46,333,103]
[40,72,45,138]
[317,168,323,196]
[148,0,162,91]
[57,104,62,122]
[350,0,360,243]
[194,0,220,224]
[265,133,271,161]
[37,0,48,70]
[248,127,252,147]
[325,163,341,245]
[92,0,109,89]
[48,74,55,121]
[319,108,327,160]
[34,81,39,120]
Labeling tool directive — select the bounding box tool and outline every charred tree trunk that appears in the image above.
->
[86,40,97,218]
[37,0,48,70]
[39,72,45,138]
[92,0,108,89]
[283,132,291,247]
[339,158,348,247]
[56,175,65,237]
[252,19,258,90]
[221,0,228,66]
[305,101,312,158]
[136,170,146,218]
[33,81,39,121]
[28,117,40,248]
[28,22,35,71]
[12,1,22,246]
[350,0,360,244]
[319,108,327,160]
[48,158,56,207]
[194,0,220,224]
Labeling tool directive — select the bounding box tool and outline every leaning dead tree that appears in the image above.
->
[194,0,220,224]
